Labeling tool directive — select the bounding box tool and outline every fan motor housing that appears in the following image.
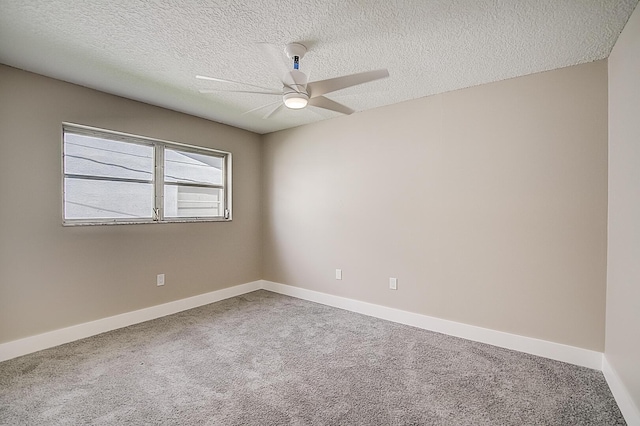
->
[285,70,308,92]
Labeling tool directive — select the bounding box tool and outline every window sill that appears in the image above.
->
[62,217,232,226]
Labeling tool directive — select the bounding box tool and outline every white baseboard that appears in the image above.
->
[261,280,603,370]
[0,279,604,372]
[0,280,262,362]
[603,356,640,426]
[3,279,629,419]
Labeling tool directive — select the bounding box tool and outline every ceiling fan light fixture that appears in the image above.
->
[283,92,309,109]
[197,42,389,118]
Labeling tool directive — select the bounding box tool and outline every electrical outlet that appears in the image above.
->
[336,269,342,280]
[157,274,165,286]
[389,277,398,290]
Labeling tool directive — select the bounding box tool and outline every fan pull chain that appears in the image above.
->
[293,56,300,70]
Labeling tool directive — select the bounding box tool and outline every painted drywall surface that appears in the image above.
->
[0,65,262,343]
[263,60,608,351]
[607,3,640,408]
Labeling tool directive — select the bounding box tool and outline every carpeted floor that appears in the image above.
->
[0,290,625,425]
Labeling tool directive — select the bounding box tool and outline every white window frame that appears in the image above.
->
[62,123,232,226]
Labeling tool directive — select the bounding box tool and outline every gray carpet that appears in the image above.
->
[0,290,625,425]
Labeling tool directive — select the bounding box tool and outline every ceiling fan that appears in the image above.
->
[196,43,389,119]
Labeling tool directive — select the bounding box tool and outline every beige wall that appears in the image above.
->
[0,65,262,343]
[607,3,640,410]
[263,60,608,351]
[0,58,612,354]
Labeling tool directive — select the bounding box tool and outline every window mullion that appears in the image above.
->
[225,153,231,220]
[154,144,165,221]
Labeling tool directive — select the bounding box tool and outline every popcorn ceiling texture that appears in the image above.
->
[0,0,637,134]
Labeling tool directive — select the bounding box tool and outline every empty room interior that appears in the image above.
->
[1,1,639,424]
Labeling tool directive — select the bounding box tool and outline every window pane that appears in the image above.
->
[64,133,153,181]
[64,178,153,220]
[164,149,223,186]
[164,186,223,218]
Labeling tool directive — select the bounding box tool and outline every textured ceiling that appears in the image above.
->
[0,0,637,134]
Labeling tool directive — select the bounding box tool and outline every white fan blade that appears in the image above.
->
[307,69,389,98]
[199,89,282,95]
[196,75,277,92]
[255,42,290,79]
[308,96,355,115]
[306,105,330,118]
[254,43,306,93]
[283,81,304,94]
[242,100,282,115]
[263,103,284,119]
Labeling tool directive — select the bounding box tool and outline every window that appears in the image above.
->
[63,124,231,225]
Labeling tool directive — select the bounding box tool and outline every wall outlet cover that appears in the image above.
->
[389,277,398,290]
